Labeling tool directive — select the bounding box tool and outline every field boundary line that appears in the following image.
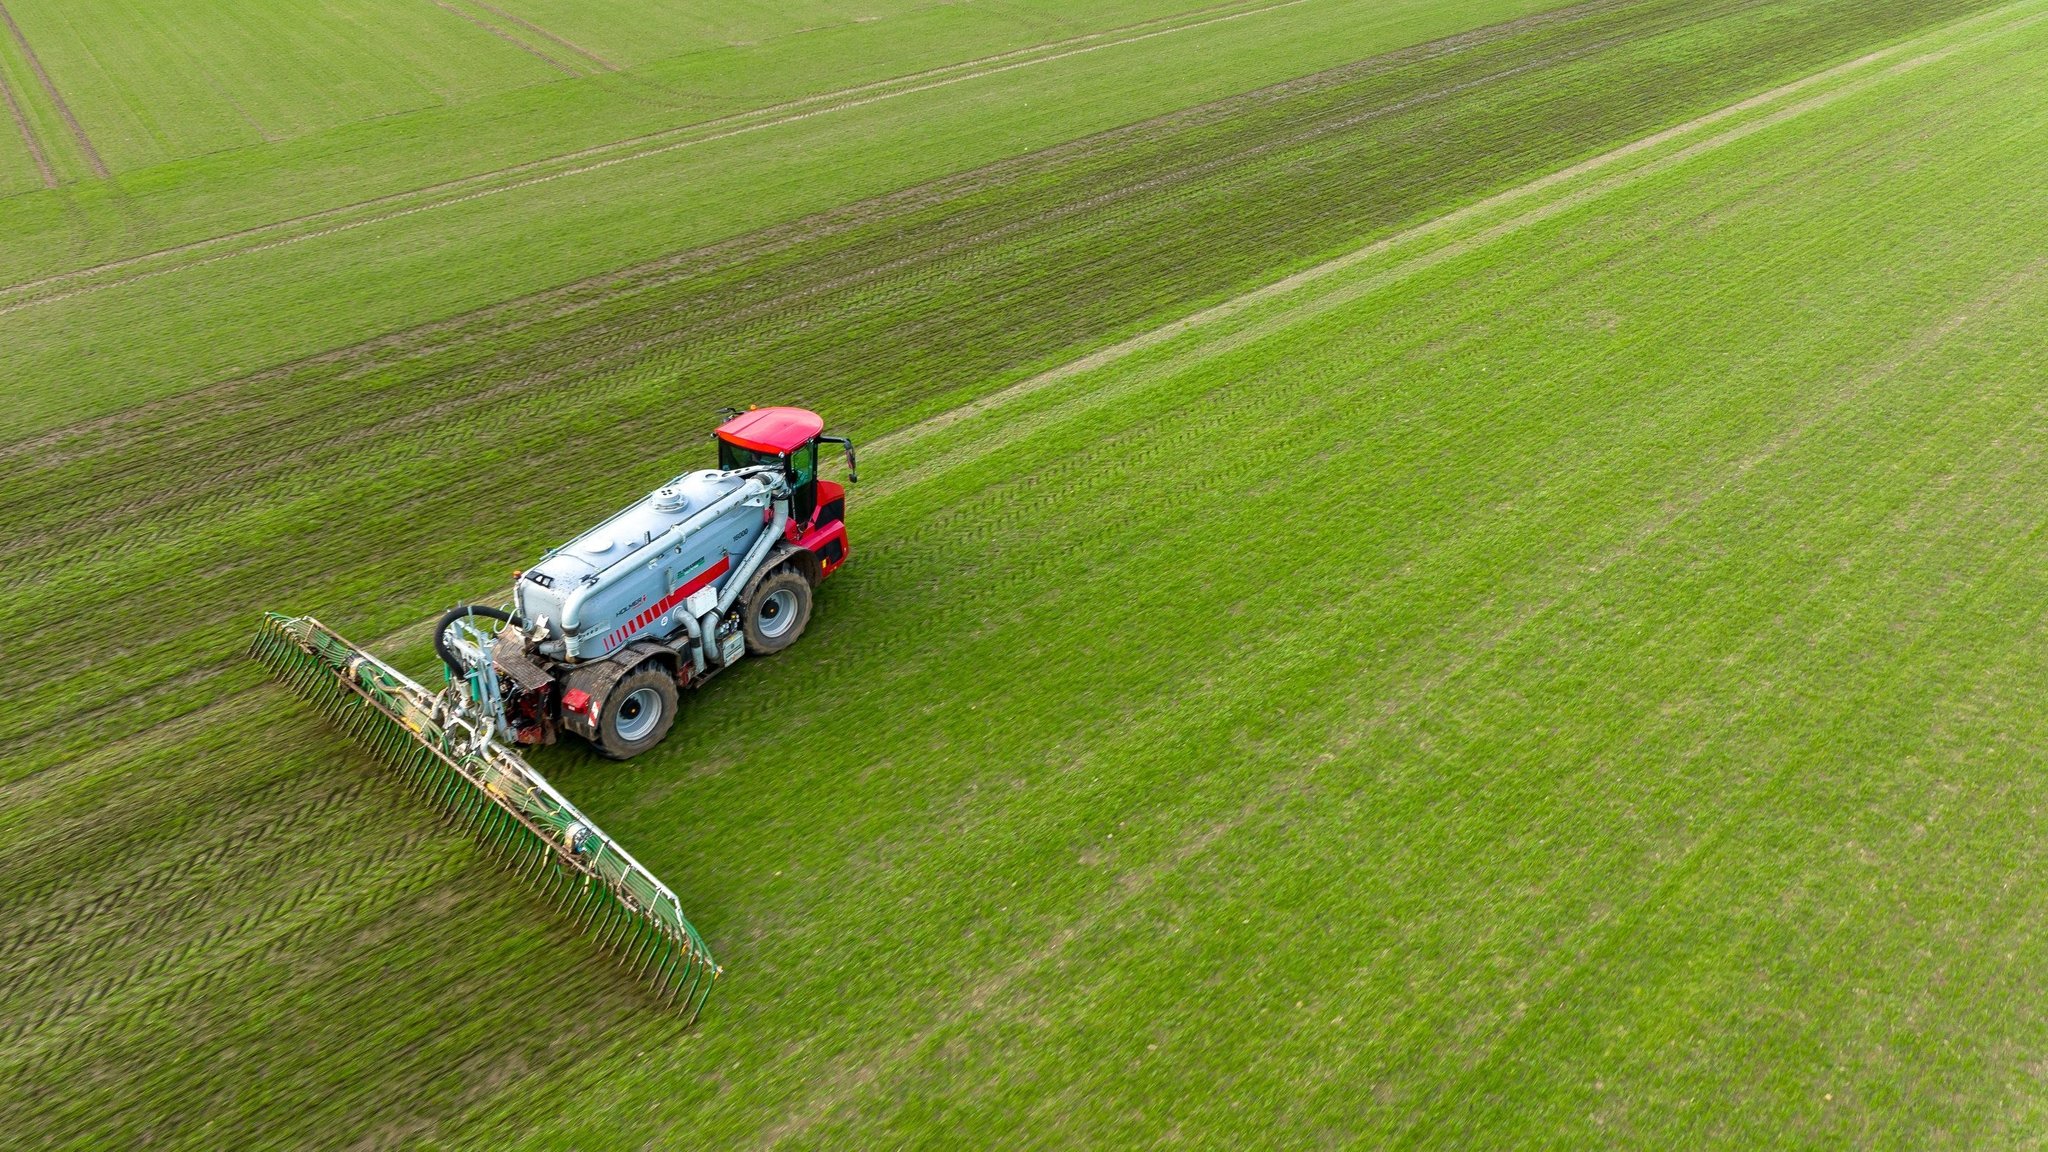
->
[0,54,49,187]
[0,0,1323,309]
[0,0,102,179]
[861,0,2048,478]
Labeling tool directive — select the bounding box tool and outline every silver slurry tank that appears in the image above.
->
[516,468,778,660]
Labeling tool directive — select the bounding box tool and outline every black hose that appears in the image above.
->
[434,604,523,676]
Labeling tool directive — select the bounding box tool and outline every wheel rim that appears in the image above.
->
[614,686,663,742]
[758,588,800,639]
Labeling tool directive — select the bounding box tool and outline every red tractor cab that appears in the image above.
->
[714,406,856,578]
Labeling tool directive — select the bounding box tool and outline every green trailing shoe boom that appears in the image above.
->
[249,614,721,1018]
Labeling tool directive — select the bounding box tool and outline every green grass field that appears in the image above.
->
[0,0,1578,433]
[7,0,2048,1145]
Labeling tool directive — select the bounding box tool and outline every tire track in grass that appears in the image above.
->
[0,0,1338,311]
[869,194,2042,1107]
[1045,207,2048,1142]
[422,0,582,76]
[0,61,50,187]
[864,0,2046,478]
[778,246,2032,1152]
[1065,332,2039,1140]
[464,0,616,72]
[0,0,1639,433]
[0,0,102,178]
[745,23,2046,1140]
[0,0,1782,478]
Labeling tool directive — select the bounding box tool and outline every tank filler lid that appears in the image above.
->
[714,406,823,455]
[652,483,691,512]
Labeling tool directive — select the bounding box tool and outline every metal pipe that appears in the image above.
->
[719,498,789,616]
[675,608,707,675]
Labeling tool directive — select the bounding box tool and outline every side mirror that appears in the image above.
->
[820,435,858,483]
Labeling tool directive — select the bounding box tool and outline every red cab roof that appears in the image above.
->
[714,406,823,454]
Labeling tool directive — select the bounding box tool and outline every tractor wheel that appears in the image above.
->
[743,568,812,655]
[595,667,678,760]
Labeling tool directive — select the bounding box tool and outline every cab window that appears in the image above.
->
[719,439,818,522]
[789,442,817,488]
[718,442,783,472]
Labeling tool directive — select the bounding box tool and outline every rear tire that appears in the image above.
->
[595,667,677,760]
[743,568,813,655]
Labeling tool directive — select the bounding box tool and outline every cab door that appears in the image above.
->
[788,440,819,527]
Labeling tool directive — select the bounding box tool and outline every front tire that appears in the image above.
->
[743,568,813,655]
[595,667,677,760]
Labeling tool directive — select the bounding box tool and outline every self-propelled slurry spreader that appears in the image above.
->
[250,407,856,1018]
